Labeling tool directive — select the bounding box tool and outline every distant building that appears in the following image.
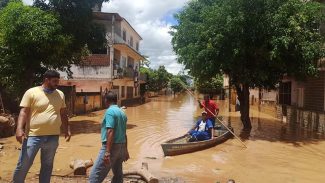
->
[223,75,277,111]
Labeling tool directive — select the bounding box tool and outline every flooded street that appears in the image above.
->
[1,94,325,182]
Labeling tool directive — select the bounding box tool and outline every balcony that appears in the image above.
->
[112,66,147,83]
[113,67,136,80]
[113,34,141,55]
[114,34,126,44]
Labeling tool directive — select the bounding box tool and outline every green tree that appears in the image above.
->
[140,66,171,93]
[156,65,172,89]
[195,75,223,96]
[33,0,110,59]
[172,0,325,129]
[0,0,9,9]
[170,76,184,95]
[0,1,71,109]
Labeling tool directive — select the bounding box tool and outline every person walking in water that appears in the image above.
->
[13,70,71,183]
[89,91,129,183]
[198,94,219,127]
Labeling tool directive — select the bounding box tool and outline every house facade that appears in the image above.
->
[277,0,325,133]
[223,75,277,115]
[60,12,146,108]
[277,62,325,134]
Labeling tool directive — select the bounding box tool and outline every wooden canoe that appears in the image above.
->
[161,127,233,156]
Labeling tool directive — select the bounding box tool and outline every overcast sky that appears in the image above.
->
[23,0,190,74]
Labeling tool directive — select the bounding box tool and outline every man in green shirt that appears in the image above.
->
[89,91,129,183]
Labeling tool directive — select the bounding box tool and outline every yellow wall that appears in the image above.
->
[75,95,102,114]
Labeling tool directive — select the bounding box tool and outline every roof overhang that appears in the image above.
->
[113,43,145,61]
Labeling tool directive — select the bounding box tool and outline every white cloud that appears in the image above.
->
[22,0,33,5]
[102,0,190,74]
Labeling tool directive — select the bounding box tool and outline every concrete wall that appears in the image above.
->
[60,65,111,80]
[113,79,140,100]
[120,20,141,51]
[286,105,325,134]
[60,80,112,93]
[75,93,102,114]
[95,18,141,52]
[282,71,325,111]
[281,77,305,106]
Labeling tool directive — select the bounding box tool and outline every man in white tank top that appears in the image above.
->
[187,111,214,142]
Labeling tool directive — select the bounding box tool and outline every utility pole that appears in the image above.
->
[228,76,231,127]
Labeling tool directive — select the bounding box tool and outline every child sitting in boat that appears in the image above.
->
[187,111,214,142]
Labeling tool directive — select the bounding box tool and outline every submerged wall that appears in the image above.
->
[277,105,325,134]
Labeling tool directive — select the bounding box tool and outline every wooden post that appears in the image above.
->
[0,92,4,113]
[100,86,103,109]
[72,85,76,114]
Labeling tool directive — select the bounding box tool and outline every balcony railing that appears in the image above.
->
[113,67,136,80]
[114,34,126,44]
[113,34,141,53]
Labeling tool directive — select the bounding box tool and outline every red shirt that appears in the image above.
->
[201,100,219,118]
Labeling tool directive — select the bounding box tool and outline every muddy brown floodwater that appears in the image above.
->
[1,94,325,183]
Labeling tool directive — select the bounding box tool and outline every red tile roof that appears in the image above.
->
[82,54,110,66]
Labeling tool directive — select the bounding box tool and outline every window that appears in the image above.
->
[127,86,133,99]
[136,42,139,51]
[130,36,134,47]
[121,86,125,98]
[122,30,126,41]
[279,82,291,105]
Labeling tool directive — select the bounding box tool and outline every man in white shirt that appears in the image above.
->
[187,111,214,142]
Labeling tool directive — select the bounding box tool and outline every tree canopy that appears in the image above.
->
[140,66,172,92]
[33,0,110,61]
[0,1,70,95]
[170,76,185,94]
[195,75,223,95]
[172,0,325,129]
[0,0,110,111]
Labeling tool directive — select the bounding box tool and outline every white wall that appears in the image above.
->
[282,77,305,106]
[60,65,112,80]
[120,51,140,70]
[121,20,142,51]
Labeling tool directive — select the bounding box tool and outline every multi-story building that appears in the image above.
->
[60,11,146,107]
